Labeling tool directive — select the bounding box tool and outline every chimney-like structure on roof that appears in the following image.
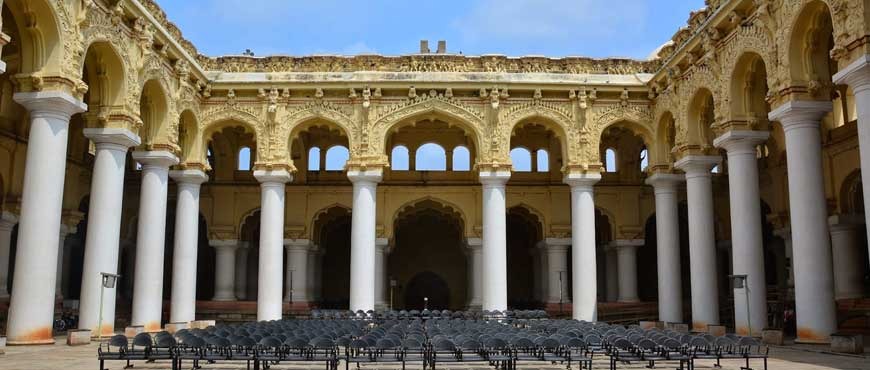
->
[419,40,430,54]
[436,40,446,54]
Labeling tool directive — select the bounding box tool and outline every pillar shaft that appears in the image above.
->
[545,240,570,304]
[130,151,178,331]
[675,155,720,332]
[480,170,511,312]
[169,170,208,323]
[6,92,85,344]
[374,240,388,309]
[212,241,239,301]
[306,247,318,302]
[829,215,865,299]
[235,243,249,300]
[0,212,17,300]
[78,128,140,337]
[284,240,310,303]
[614,240,642,303]
[769,101,837,343]
[466,238,483,309]
[348,169,382,312]
[565,172,601,321]
[646,173,684,323]
[605,247,618,302]
[714,131,770,336]
[55,224,75,299]
[537,245,549,303]
[254,170,292,321]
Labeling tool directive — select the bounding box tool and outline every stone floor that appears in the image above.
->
[0,337,868,370]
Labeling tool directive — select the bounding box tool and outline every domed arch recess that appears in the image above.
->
[504,107,573,168]
[177,109,203,164]
[388,197,469,242]
[139,79,171,148]
[786,0,837,93]
[200,117,259,172]
[3,0,64,77]
[729,52,771,130]
[505,203,547,238]
[310,204,352,245]
[685,88,716,150]
[371,98,486,165]
[80,41,128,114]
[652,111,677,169]
[287,117,351,173]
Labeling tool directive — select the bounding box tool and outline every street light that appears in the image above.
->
[98,272,120,341]
[558,270,566,316]
[729,274,750,335]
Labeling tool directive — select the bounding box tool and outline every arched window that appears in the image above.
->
[391,145,410,171]
[639,148,649,172]
[325,145,349,171]
[604,148,617,173]
[711,164,720,174]
[510,147,532,172]
[308,147,321,171]
[453,146,471,171]
[756,144,769,159]
[415,143,446,171]
[536,149,549,172]
[238,147,252,171]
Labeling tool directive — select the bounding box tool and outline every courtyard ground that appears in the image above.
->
[1,336,869,370]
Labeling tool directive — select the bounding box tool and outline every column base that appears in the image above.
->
[466,303,482,311]
[617,298,640,303]
[7,338,56,346]
[285,301,312,312]
[545,302,573,315]
[212,296,238,302]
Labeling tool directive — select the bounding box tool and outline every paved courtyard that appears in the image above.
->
[1,337,868,370]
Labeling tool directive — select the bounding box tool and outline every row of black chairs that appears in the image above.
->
[97,318,768,370]
[310,309,548,322]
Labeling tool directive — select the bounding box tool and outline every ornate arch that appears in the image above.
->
[277,101,357,167]
[371,96,487,161]
[4,0,66,78]
[506,202,547,234]
[199,105,264,144]
[718,23,777,93]
[310,203,352,243]
[389,196,469,239]
[501,100,574,165]
[79,8,136,111]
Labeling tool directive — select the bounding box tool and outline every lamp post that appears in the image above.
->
[98,272,120,341]
[389,277,397,310]
[558,270,565,316]
[730,274,750,335]
[424,297,429,310]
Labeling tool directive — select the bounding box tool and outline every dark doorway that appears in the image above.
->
[404,271,450,310]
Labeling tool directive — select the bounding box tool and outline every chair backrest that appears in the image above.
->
[637,339,658,351]
[689,337,711,348]
[403,338,424,349]
[434,339,457,351]
[156,335,177,347]
[132,333,153,347]
[613,338,634,350]
[311,337,335,349]
[259,336,283,348]
[108,335,129,350]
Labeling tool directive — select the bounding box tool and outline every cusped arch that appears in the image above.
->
[505,202,547,234]
[683,87,718,148]
[238,207,262,238]
[728,51,771,123]
[785,0,837,84]
[652,111,677,166]
[284,113,355,168]
[200,108,263,143]
[4,0,64,76]
[372,98,486,160]
[79,40,129,109]
[390,196,469,240]
[310,203,352,242]
[504,105,572,164]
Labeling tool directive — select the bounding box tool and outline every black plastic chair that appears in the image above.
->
[98,335,129,370]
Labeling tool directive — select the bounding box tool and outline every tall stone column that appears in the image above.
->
[480,169,510,312]
[130,151,178,332]
[78,128,140,337]
[773,227,795,299]
[828,215,865,299]
[55,224,76,299]
[674,155,721,332]
[714,131,770,336]
[314,251,324,302]
[646,173,684,323]
[6,92,85,344]
[212,240,239,301]
[613,239,642,303]
[544,238,571,306]
[769,101,837,343]
[536,242,549,303]
[348,168,382,312]
[169,169,208,323]
[604,246,618,302]
[235,242,249,300]
[565,172,601,321]
[466,238,483,309]
[0,212,17,300]
[834,57,870,264]
[306,245,318,304]
[254,169,292,321]
[374,238,389,310]
[284,239,310,305]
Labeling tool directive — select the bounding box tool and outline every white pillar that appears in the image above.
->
[0,212,17,300]
[564,172,601,321]
[536,242,549,304]
[374,238,389,309]
[348,168,382,312]
[78,128,140,336]
[284,239,310,304]
[306,245,318,303]
[235,242,249,300]
[211,240,239,301]
[828,214,865,299]
[480,169,510,312]
[314,251,324,302]
[646,173,685,323]
[604,247,618,302]
[769,101,837,343]
[714,131,770,336]
[674,155,721,332]
[544,238,571,305]
[466,238,483,309]
[169,169,208,323]
[6,92,85,344]
[254,169,292,321]
[130,151,178,332]
[613,240,643,303]
[773,227,795,299]
[55,224,75,299]
[834,56,870,266]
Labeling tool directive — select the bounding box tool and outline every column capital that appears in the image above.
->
[610,239,644,250]
[828,214,865,233]
[170,169,209,184]
[347,168,383,184]
[0,211,18,231]
[713,130,770,153]
[538,237,571,251]
[132,150,179,169]
[466,237,483,250]
[210,239,240,249]
[645,173,685,189]
[563,171,601,189]
[238,241,251,249]
[13,91,87,118]
[479,168,511,186]
[773,226,791,241]
[833,54,870,92]
[674,155,720,175]
[254,169,293,184]
[375,238,390,253]
[284,238,312,251]
[768,100,833,131]
[83,127,141,150]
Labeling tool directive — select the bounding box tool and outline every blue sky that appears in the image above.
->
[156,0,705,59]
